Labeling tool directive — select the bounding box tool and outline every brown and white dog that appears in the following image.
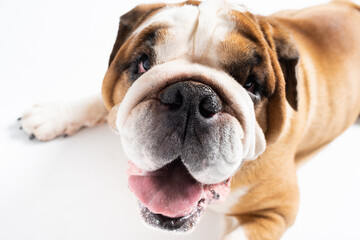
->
[20,0,360,239]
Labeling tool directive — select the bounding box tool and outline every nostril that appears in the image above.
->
[199,106,215,118]
[199,96,222,118]
[159,89,183,110]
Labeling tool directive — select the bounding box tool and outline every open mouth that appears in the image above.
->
[127,158,231,232]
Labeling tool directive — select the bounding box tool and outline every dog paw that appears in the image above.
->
[19,103,85,141]
[223,227,248,240]
[19,96,108,141]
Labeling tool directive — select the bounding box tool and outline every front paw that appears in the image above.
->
[224,227,248,240]
[19,104,79,141]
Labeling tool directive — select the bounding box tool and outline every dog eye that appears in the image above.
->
[244,75,256,94]
[137,54,150,74]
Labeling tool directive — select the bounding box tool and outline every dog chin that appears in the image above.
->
[127,159,231,232]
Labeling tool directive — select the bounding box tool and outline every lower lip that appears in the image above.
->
[139,201,205,232]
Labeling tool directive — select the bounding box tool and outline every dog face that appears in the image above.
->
[102,0,299,232]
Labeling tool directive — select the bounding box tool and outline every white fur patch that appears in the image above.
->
[194,0,237,62]
[133,0,246,67]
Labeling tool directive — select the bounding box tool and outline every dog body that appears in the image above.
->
[221,2,360,238]
[20,1,360,239]
[275,2,360,163]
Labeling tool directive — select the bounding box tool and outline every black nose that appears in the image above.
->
[159,81,222,119]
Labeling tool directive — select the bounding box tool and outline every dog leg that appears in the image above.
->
[223,161,300,240]
[19,94,108,141]
[223,205,298,240]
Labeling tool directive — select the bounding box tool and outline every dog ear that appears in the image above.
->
[108,3,166,66]
[272,25,300,111]
[259,17,300,111]
[102,4,166,110]
[255,17,300,143]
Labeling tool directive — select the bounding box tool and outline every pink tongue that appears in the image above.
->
[128,160,202,218]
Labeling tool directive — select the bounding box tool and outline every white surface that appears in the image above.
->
[1,0,360,239]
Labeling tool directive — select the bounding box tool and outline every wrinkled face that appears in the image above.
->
[102,0,298,233]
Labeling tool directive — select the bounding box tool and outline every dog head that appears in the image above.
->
[102,0,299,232]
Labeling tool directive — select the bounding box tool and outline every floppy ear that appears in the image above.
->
[259,17,300,111]
[108,3,166,66]
[272,25,300,111]
[255,17,300,143]
[102,3,166,110]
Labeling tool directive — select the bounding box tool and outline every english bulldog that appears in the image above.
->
[19,0,360,239]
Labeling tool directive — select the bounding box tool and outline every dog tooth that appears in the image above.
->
[197,198,205,207]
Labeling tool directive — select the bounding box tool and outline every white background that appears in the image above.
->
[1,0,360,239]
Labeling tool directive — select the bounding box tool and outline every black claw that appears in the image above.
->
[17,117,22,121]
[19,126,23,130]
[29,134,35,140]
[63,134,68,138]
